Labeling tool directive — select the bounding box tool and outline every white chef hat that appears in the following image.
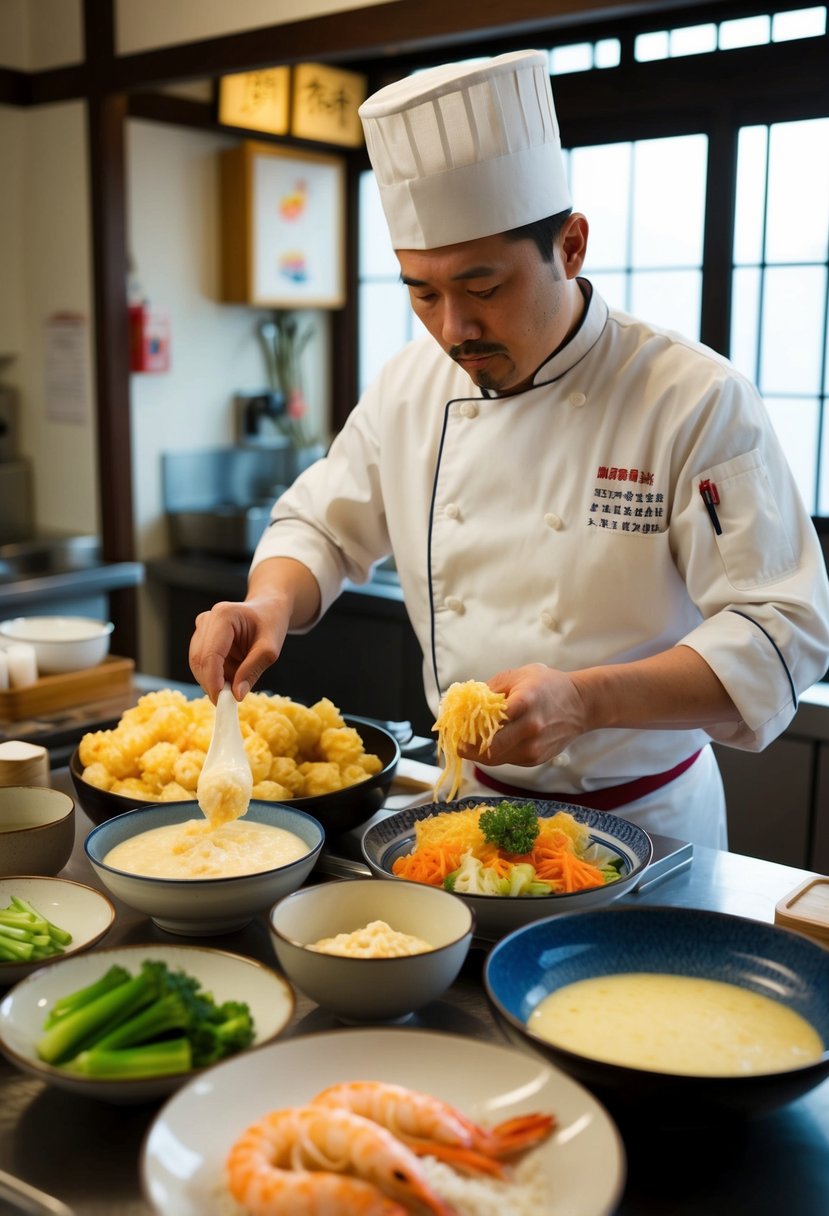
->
[358,49,571,250]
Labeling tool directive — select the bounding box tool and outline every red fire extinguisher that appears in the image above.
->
[127,261,171,373]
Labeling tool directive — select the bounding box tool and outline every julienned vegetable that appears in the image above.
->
[0,896,72,963]
[479,800,540,855]
[37,960,255,1078]
[392,804,626,897]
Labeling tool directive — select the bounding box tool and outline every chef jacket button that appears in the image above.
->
[552,752,570,767]
[568,392,586,408]
[541,612,558,631]
[459,402,479,419]
[444,502,461,520]
[445,596,465,614]
[544,513,563,530]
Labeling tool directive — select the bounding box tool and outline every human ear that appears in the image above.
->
[559,213,589,279]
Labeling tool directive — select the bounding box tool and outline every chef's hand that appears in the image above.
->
[188,557,321,703]
[189,596,289,704]
[457,648,739,767]
[457,663,585,768]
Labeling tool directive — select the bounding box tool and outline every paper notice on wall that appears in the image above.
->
[43,312,92,424]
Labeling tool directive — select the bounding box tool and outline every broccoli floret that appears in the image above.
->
[479,800,540,855]
[38,959,255,1078]
[187,999,255,1068]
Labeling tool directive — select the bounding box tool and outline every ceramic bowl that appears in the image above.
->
[0,616,113,674]
[361,797,653,941]
[269,877,474,1022]
[69,716,399,830]
[85,801,324,935]
[0,787,75,877]
[0,876,116,985]
[484,905,829,1119]
[0,942,295,1104]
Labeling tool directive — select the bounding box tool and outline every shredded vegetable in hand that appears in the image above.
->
[432,681,508,800]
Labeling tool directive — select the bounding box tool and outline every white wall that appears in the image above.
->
[126,118,330,674]
[0,0,83,70]
[116,0,398,55]
[0,100,98,535]
[0,106,24,355]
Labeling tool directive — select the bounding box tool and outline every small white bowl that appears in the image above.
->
[0,942,295,1103]
[0,787,75,877]
[85,800,325,935]
[0,616,114,675]
[269,878,474,1022]
[0,876,116,985]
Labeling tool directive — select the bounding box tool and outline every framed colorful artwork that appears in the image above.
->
[220,141,345,308]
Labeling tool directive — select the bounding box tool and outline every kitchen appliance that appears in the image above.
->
[163,445,293,557]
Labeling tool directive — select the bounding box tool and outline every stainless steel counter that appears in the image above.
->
[1,779,827,1216]
[0,534,143,616]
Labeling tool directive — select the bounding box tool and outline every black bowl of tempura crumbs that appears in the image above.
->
[70,689,399,831]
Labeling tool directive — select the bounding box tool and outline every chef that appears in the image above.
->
[190,50,829,849]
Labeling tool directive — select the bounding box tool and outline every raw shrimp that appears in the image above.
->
[225,1104,457,1216]
[311,1081,556,1178]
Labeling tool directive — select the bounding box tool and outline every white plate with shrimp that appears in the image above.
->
[141,1027,625,1216]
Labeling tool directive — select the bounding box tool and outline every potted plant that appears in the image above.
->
[258,311,325,473]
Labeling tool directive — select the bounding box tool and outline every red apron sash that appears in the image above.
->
[473,749,703,812]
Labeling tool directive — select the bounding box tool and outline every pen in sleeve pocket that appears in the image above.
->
[699,478,722,536]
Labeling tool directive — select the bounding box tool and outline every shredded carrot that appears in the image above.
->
[392,844,463,886]
[529,837,606,893]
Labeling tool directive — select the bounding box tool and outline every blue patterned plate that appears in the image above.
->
[361,796,653,941]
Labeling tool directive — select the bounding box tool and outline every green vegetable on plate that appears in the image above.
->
[37,959,255,1079]
[0,895,73,963]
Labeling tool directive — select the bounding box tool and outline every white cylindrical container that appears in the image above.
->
[6,643,38,687]
[0,648,8,690]
[0,741,50,787]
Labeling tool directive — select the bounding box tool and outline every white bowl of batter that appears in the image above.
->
[84,800,324,935]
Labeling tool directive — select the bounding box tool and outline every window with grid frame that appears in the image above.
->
[355,8,829,519]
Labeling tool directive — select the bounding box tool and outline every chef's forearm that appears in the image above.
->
[571,644,741,733]
[246,556,321,631]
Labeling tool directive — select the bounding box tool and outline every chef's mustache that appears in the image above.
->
[449,342,507,360]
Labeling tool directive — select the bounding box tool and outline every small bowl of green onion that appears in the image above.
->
[0,876,116,985]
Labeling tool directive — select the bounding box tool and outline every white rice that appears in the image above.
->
[206,1151,548,1215]
[419,1152,549,1214]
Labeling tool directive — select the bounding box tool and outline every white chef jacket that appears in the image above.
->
[252,283,829,847]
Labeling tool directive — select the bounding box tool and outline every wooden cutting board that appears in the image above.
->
[0,656,135,720]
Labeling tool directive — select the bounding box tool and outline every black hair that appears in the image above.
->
[503,208,573,262]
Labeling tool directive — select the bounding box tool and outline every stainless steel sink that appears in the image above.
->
[163,446,296,557]
[0,535,101,584]
[167,504,276,558]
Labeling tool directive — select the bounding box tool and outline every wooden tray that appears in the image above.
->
[0,656,135,720]
[775,876,829,946]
